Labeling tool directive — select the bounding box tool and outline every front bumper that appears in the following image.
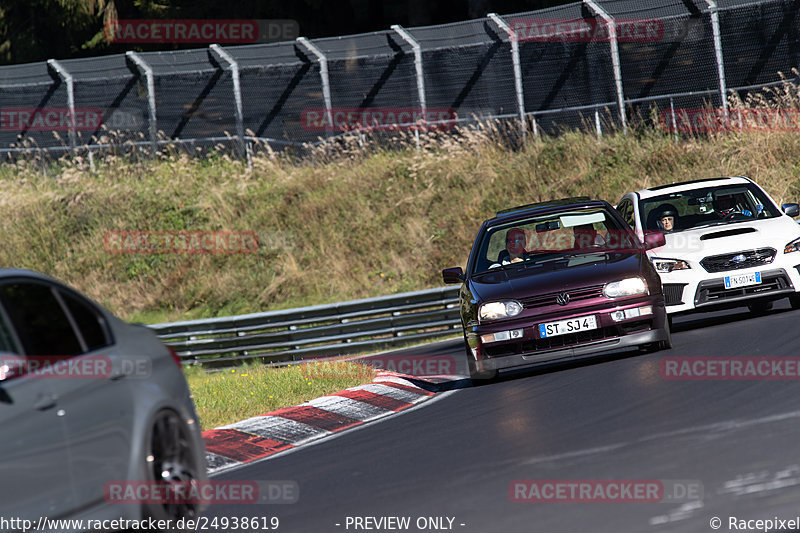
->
[468,297,669,373]
[660,264,800,314]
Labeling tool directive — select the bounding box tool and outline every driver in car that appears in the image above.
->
[497,228,528,264]
[713,194,752,218]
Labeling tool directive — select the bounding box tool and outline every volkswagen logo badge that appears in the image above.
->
[732,254,746,263]
[556,292,570,306]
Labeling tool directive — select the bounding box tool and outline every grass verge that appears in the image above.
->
[183,360,377,430]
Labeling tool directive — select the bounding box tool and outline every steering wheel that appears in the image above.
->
[722,211,750,220]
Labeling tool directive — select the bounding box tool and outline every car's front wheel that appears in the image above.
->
[639,315,673,353]
[789,293,800,310]
[465,343,498,383]
[748,300,773,314]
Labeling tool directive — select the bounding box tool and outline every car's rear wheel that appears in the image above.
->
[789,293,800,310]
[142,409,201,528]
[748,300,773,314]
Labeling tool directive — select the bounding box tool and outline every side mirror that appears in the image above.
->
[442,267,464,284]
[782,203,800,217]
[643,230,666,250]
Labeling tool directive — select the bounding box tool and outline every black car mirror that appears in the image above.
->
[442,267,464,284]
[781,203,800,217]
[643,230,666,250]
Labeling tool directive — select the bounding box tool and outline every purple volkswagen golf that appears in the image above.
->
[443,197,672,382]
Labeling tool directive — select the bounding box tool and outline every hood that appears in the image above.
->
[649,216,800,261]
[469,251,644,302]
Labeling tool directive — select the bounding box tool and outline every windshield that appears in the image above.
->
[471,208,634,274]
[639,183,781,233]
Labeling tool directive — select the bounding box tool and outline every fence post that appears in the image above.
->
[488,13,527,143]
[392,25,426,149]
[297,37,332,138]
[210,44,247,159]
[46,60,76,151]
[670,97,678,143]
[705,0,728,115]
[595,109,602,139]
[125,51,158,156]
[584,1,627,133]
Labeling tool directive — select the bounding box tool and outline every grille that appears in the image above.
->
[518,285,604,309]
[483,326,619,357]
[522,326,619,352]
[700,248,776,273]
[662,284,687,306]
[694,270,792,306]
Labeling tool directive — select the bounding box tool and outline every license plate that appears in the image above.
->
[724,272,762,289]
[538,315,598,338]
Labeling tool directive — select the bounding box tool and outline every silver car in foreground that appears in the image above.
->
[0,269,206,531]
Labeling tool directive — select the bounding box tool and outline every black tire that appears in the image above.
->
[142,409,202,530]
[639,313,673,353]
[789,293,800,310]
[465,343,497,383]
[748,300,773,314]
[639,338,672,353]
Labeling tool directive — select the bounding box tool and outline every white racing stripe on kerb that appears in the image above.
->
[304,395,392,421]
[358,383,428,404]
[223,416,330,445]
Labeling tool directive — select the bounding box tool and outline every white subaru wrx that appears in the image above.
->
[616,176,800,315]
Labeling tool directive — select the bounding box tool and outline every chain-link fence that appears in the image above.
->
[1,0,798,159]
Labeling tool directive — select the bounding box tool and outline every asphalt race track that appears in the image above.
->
[204,301,800,532]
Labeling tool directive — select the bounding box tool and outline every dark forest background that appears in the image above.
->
[0,0,573,65]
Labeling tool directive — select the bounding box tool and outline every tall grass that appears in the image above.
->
[2,82,800,324]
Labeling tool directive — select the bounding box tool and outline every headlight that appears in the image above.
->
[785,236,800,254]
[479,300,523,321]
[651,258,691,273]
[603,277,648,298]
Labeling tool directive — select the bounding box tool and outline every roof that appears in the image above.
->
[492,197,607,222]
[636,176,752,200]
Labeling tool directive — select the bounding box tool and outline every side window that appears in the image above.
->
[60,291,111,352]
[617,200,634,227]
[0,283,82,356]
[0,308,20,354]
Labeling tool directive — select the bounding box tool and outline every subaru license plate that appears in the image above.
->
[724,272,762,289]
[538,315,597,338]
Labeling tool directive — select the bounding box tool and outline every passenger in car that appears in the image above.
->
[573,224,605,248]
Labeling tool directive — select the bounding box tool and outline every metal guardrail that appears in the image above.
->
[148,286,461,366]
